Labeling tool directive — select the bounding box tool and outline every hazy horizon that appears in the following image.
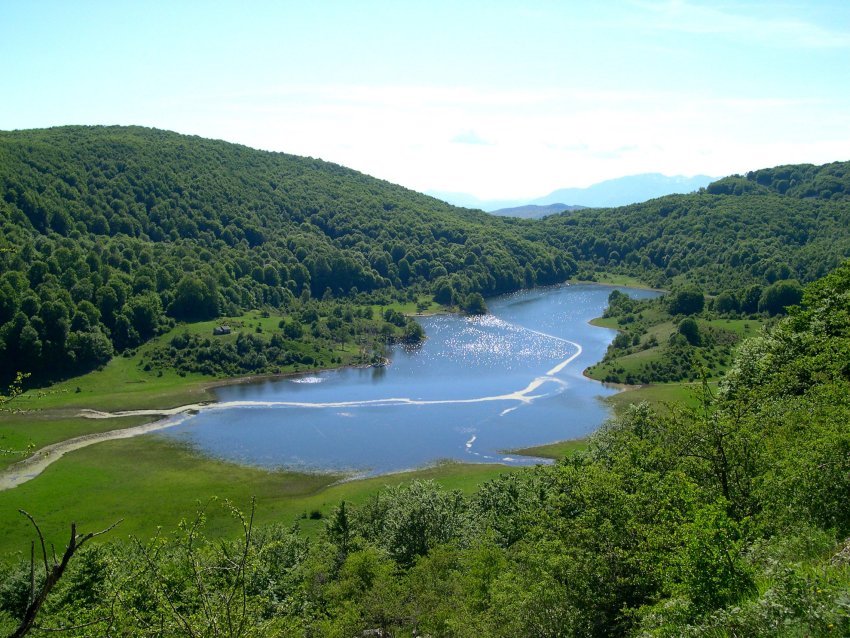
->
[2,1,849,200]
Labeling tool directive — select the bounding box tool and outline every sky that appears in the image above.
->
[2,0,850,200]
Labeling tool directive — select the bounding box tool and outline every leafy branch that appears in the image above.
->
[8,511,122,638]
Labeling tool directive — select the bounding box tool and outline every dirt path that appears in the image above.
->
[0,413,195,491]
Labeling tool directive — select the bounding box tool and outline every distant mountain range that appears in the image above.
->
[427,173,716,216]
[487,203,586,219]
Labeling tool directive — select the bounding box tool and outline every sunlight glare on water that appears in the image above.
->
[159,284,660,476]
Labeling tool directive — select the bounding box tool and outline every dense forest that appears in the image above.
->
[2,260,848,637]
[2,127,850,389]
[0,126,573,385]
[535,160,850,292]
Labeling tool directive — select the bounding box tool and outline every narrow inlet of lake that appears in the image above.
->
[158,284,660,476]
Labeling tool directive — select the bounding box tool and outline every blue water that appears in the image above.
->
[159,284,660,476]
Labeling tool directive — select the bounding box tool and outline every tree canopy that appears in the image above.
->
[0,126,573,385]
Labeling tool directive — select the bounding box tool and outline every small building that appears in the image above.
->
[212,325,232,336]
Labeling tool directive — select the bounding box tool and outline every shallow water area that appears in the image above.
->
[159,284,660,475]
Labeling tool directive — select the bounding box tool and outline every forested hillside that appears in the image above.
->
[3,261,847,637]
[535,162,850,292]
[707,160,850,199]
[0,126,573,384]
[1,126,849,390]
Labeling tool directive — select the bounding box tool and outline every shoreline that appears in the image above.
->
[2,282,648,490]
[509,437,589,460]
[566,276,666,293]
[582,368,645,392]
[0,340,587,490]
[0,416,190,491]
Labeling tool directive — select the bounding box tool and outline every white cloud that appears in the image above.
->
[632,0,850,48]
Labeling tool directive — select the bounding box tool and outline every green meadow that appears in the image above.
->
[0,435,517,557]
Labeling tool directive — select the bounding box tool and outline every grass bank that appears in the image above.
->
[604,381,708,415]
[570,272,663,291]
[0,435,517,558]
[0,414,154,472]
[511,438,589,459]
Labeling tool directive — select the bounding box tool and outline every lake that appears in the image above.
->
[159,283,660,476]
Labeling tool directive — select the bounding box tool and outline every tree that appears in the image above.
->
[111,314,139,351]
[8,511,121,638]
[714,291,739,314]
[360,481,467,567]
[401,321,425,343]
[740,285,763,314]
[667,286,704,315]
[17,324,42,363]
[678,317,702,346]
[124,292,162,339]
[463,293,488,315]
[678,504,755,613]
[326,501,354,558]
[170,275,218,321]
[432,278,455,305]
[758,279,803,315]
[67,330,113,370]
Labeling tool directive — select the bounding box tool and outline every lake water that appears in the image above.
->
[159,284,660,476]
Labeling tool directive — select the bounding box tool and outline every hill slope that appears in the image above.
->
[707,161,850,199]
[1,126,849,388]
[0,126,574,384]
[534,165,850,293]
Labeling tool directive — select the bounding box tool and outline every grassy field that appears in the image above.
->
[704,317,762,337]
[511,438,588,459]
[10,354,212,413]
[0,435,518,558]
[571,273,661,290]
[589,304,669,331]
[605,381,714,415]
[375,296,445,316]
[586,315,762,385]
[0,414,155,471]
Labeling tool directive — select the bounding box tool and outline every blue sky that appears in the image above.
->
[2,0,849,199]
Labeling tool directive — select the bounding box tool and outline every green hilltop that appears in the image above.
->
[2,125,850,387]
[535,161,850,291]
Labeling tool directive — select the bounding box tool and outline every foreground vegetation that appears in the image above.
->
[2,261,849,637]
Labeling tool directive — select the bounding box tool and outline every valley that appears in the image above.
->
[0,127,848,636]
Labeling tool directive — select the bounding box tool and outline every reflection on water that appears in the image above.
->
[159,284,660,476]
